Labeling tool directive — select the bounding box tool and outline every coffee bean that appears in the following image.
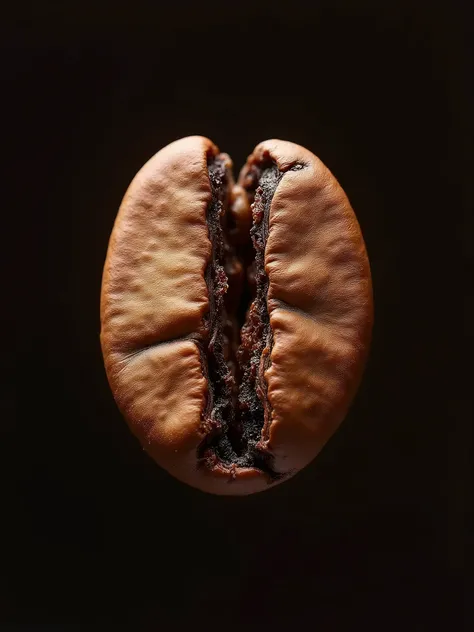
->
[100,136,373,495]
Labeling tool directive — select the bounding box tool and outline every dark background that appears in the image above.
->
[4,1,471,629]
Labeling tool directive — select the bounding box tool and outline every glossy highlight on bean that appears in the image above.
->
[100,137,373,495]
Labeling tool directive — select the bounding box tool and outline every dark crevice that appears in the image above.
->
[197,154,302,480]
[234,163,283,470]
[199,156,235,445]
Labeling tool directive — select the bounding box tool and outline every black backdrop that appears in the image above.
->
[4,1,471,629]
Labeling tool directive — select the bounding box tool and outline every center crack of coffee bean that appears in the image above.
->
[197,155,283,478]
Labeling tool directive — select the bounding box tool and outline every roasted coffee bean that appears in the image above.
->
[100,136,373,495]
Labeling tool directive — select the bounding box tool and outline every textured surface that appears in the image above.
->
[100,136,215,354]
[101,137,214,489]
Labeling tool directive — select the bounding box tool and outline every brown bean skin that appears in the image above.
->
[100,136,373,495]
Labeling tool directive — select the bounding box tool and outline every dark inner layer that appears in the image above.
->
[198,155,283,477]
